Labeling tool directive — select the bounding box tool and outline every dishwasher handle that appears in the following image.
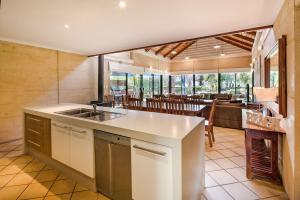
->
[133,145,166,156]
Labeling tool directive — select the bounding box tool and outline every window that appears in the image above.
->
[128,73,141,96]
[220,72,236,94]
[171,75,182,94]
[110,72,126,95]
[143,74,153,98]
[162,75,170,94]
[182,74,194,95]
[236,72,252,98]
[153,75,161,95]
[270,70,279,87]
[195,73,218,93]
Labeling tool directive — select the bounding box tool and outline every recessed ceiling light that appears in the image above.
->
[213,45,221,49]
[64,24,70,29]
[185,57,190,60]
[118,0,127,8]
[149,65,152,70]
[252,58,256,62]
[171,51,177,54]
[220,53,225,56]
[258,46,262,51]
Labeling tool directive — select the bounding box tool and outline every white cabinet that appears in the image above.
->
[70,126,94,178]
[51,121,71,165]
[51,121,94,178]
[131,139,173,200]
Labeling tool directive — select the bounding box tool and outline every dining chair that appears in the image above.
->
[127,97,143,110]
[205,99,217,147]
[164,99,185,115]
[146,98,162,113]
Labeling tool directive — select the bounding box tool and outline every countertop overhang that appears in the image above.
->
[24,103,205,147]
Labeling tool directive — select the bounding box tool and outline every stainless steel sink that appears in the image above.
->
[55,108,124,122]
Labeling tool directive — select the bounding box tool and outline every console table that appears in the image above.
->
[242,109,285,184]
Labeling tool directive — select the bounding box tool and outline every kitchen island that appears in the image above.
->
[24,103,205,200]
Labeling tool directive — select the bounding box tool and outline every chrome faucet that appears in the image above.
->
[92,104,97,113]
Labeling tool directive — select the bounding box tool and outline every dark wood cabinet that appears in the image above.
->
[25,113,51,156]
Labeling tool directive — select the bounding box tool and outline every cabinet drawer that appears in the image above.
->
[24,113,51,156]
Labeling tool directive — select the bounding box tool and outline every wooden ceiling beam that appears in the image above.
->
[222,36,253,48]
[232,34,254,43]
[170,41,196,60]
[216,37,252,52]
[145,47,152,52]
[163,43,183,58]
[155,45,168,55]
[247,31,257,36]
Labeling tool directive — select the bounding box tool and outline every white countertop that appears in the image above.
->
[24,103,204,147]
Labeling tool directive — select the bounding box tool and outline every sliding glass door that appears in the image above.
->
[220,72,236,94]
[143,74,153,98]
[110,72,126,95]
[195,73,218,93]
[128,73,141,96]
[153,75,161,95]
[171,75,182,94]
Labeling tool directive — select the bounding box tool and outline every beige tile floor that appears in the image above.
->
[203,127,288,200]
[0,127,288,200]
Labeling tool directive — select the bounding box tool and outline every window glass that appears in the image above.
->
[171,75,182,94]
[195,73,218,93]
[110,72,126,95]
[153,75,161,95]
[143,74,153,98]
[220,73,236,94]
[270,71,279,87]
[182,74,194,95]
[236,72,252,98]
[163,75,169,95]
[127,73,141,96]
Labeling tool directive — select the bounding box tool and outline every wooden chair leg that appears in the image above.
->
[206,131,213,147]
[211,128,215,142]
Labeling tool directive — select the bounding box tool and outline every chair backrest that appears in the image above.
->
[146,98,162,112]
[208,99,218,126]
[104,95,115,107]
[163,99,184,115]
[184,99,204,112]
[127,97,143,110]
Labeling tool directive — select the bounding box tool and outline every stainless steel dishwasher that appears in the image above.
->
[94,130,132,200]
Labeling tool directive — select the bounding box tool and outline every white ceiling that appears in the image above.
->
[0,0,284,56]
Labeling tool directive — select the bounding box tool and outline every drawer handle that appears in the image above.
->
[52,123,70,129]
[72,129,87,134]
[133,145,166,156]
[28,129,41,135]
[27,140,41,147]
[27,117,41,122]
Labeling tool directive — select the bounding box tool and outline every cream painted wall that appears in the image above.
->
[131,52,170,71]
[0,41,97,142]
[252,0,299,199]
[170,56,251,73]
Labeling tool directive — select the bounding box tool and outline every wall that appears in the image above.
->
[0,40,97,143]
[170,56,251,73]
[294,0,300,199]
[131,51,170,71]
[252,0,299,199]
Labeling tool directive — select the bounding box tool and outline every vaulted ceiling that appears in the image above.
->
[0,0,284,55]
[144,31,257,60]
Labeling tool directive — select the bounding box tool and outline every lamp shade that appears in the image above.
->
[253,87,278,102]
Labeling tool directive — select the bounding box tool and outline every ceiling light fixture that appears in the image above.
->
[171,51,177,54]
[64,24,70,29]
[185,57,190,60]
[118,0,127,8]
[213,45,221,49]
[252,58,256,62]
[220,53,225,56]
[258,46,262,51]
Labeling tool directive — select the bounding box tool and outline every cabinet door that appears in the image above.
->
[131,139,173,200]
[51,121,71,165]
[70,126,94,178]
